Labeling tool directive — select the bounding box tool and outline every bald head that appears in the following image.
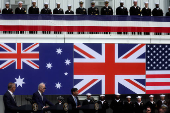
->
[38,83,46,93]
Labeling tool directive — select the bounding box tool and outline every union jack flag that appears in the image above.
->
[0,43,39,69]
[74,43,146,94]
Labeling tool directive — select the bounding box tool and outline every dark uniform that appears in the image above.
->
[2,8,13,14]
[28,6,39,14]
[15,7,26,14]
[156,100,167,110]
[82,99,95,113]
[110,99,123,113]
[130,6,141,15]
[65,10,74,14]
[142,7,151,16]
[166,11,170,16]
[145,101,156,113]
[101,6,113,15]
[116,6,128,15]
[152,8,163,16]
[53,8,64,14]
[41,8,52,14]
[134,102,145,113]
[123,101,134,113]
[76,7,87,15]
[88,7,99,15]
[97,100,109,113]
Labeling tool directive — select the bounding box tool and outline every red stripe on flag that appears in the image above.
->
[23,43,39,52]
[125,79,145,92]
[146,90,170,94]
[146,82,170,86]
[26,60,39,69]
[0,44,12,52]
[78,79,98,94]
[146,75,170,78]
[0,25,170,33]
[0,60,15,69]
[74,45,95,59]
[123,44,145,59]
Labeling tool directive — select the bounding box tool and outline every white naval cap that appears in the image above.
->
[44,2,48,5]
[115,93,121,96]
[155,3,159,4]
[32,1,36,3]
[5,2,9,4]
[126,96,131,98]
[86,93,92,96]
[133,0,138,2]
[18,1,23,4]
[56,2,60,4]
[160,94,165,97]
[169,6,170,8]
[149,95,154,98]
[120,1,124,3]
[91,1,96,4]
[144,2,149,4]
[79,0,84,4]
[68,4,72,7]
[100,94,105,97]
[105,0,109,3]
[136,96,142,99]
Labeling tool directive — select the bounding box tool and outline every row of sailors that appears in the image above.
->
[83,93,169,113]
[2,0,170,16]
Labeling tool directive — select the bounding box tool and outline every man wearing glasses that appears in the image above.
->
[32,83,54,113]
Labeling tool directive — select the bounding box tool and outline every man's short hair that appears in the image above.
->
[38,82,45,89]
[8,82,15,90]
[71,88,78,94]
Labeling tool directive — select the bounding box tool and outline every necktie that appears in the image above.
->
[12,94,16,102]
[40,94,43,101]
[74,96,77,106]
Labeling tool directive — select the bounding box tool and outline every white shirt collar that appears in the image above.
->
[105,6,108,8]
[100,100,105,104]
[38,90,42,96]
[8,90,13,95]
[150,101,154,104]
[156,8,159,10]
[115,99,120,102]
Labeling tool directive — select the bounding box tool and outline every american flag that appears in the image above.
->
[146,44,170,94]
[74,43,146,94]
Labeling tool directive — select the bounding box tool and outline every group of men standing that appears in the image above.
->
[2,0,170,16]
[3,82,170,113]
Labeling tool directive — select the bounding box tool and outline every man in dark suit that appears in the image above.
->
[134,96,145,113]
[88,1,99,15]
[2,2,13,14]
[53,2,64,14]
[3,82,18,113]
[110,93,124,113]
[32,83,54,113]
[67,88,81,113]
[76,1,87,15]
[65,5,74,14]
[15,1,26,14]
[145,95,156,113]
[97,95,109,113]
[101,0,113,15]
[166,7,170,16]
[123,96,133,113]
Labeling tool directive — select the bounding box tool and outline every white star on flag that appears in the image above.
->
[55,82,62,89]
[65,59,71,65]
[46,62,52,69]
[64,72,68,76]
[56,48,62,54]
[15,76,25,87]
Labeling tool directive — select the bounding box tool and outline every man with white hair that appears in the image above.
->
[15,1,26,14]
[32,83,54,113]
[28,1,39,14]
[156,94,167,110]
[123,96,133,113]
[110,93,123,113]
[2,2,13,14]
[145,95,156,113]
[97,95,109,113]
[134,96,144,113]
[130,0,141,16]
[53,2,64,14]
[142,2,151,16]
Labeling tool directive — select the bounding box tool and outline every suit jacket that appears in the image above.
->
[3,91,17,113]
[130,6,141,16]
[97,100,109,113]
[110,99,123,113]
[32,91,54,109]
[67,95,80,113]
[15,7,26,14]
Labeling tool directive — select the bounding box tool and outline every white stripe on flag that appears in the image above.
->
[146,71,170,74]
[146,86,170,90]
[146,78,170,82]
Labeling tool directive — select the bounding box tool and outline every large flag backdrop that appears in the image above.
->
[0,43,170,95]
